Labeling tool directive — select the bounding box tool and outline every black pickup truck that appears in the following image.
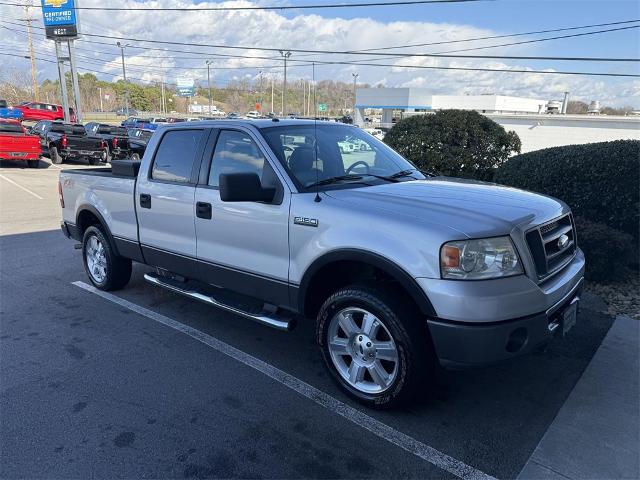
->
[126,128,154,160]
[30,120,106,165]
[85,122,131,162]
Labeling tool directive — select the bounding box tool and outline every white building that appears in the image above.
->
[354,88,640,153]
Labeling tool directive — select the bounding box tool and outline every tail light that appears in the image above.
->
[101,140,107,149]
[58,180,65,208]
[113,137,118,149]
[61,134,68,148]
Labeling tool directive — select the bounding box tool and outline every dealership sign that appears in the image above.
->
[177,76,196,97]
[41,0,79,40]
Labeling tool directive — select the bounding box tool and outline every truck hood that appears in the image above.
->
[324,178,566,238]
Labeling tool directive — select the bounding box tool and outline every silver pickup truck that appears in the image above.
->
[59,119,585,408]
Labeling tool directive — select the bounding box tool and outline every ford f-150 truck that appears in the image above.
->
[32,120,106,165]
[0,119,41,167]
[59,120,585,408]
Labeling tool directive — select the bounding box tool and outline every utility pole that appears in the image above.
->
[68,40,82,122]
[23,2,39,101]
[258,70,264,114]
[99,86,103,112]
[279,50,291,116]
[302,80,306,117]
[117,42,131,116]
[161,80,165,114]
[352,72,359,111]
[206,60,213,114]
[271,76,274,115]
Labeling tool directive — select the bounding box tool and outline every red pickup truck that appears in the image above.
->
[0,119,42,168]
[13,102,77,122]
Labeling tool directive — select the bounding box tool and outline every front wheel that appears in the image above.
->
[88,156,99,165]
[82,226,132,291]
[317,284,433,409]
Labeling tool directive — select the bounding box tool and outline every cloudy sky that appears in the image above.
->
[1,0,639,106]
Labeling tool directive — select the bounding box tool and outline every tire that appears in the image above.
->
[82,225,132,291]
[317,284,433,409]
[27,160,40,168]
[49,146,62,164]
[88,156,99,166]
[103,146,111,163]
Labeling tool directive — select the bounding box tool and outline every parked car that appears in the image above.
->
[245,111,262,119]
[126,128,154,160]
[85,122,131,162]
[337,139,356,154]
[121,116,152,129]
[31,120,106,165]
[14,102,76,122]
[226,112,240,119]
[0,100,24,121]
[59,119,584,408]
[0,119,41,168]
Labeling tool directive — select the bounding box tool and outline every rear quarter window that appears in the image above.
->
[151,129,204,183]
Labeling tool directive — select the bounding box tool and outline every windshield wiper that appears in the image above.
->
[305,175,364,188]
[388,169,417,179]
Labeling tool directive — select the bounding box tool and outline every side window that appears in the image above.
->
[208,130,272,188]
[151,129,203,183]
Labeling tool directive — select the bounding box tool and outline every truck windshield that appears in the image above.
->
[261,124,424,190]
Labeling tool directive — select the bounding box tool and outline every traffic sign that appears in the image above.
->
[318,103,327,112]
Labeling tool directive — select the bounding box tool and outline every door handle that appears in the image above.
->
[196,201,212,220]
[140,193,151,209]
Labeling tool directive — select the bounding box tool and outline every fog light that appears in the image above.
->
[505,327,528,353]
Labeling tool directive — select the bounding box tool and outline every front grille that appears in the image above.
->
[526,214,577,281]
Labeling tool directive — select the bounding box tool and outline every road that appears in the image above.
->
[0,157,614,479]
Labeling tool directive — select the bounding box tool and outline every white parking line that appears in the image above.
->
[72,280,496,480]
[0,174,44,200]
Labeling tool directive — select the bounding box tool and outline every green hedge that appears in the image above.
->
[574,217,636,281]
[384,110,521,180]
[494,140,640,242]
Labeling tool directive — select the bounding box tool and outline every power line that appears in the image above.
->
[0,0,493,11]
[3,19,638,62]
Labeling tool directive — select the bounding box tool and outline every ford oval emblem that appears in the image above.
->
[558,234,569,249]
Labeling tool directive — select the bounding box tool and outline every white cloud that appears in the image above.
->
[0,0,637,106]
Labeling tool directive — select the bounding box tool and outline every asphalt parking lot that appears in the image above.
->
[0,157,617,479]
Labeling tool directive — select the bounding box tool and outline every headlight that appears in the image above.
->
[440,236,523,280]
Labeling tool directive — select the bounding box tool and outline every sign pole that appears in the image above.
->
[68,40,82,122]
[55,40,71,123]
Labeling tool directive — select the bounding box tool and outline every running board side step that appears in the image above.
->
[143,273,294,331]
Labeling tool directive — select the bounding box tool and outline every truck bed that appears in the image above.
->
[60,166,139,242]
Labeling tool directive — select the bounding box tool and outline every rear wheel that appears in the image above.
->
[317,284,433,409]
[82,226,132,291]
[102,146,111,163]
[49,146,62,164]
[88,156,99,165]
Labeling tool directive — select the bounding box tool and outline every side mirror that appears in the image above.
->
[219,172,275,203]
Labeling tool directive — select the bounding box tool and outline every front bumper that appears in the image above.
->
[419,248,585,367]
[428,277,583,367]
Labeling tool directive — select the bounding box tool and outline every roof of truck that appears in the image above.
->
[156,119,350,130]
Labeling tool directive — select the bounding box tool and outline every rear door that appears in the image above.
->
[136,127,209,275]
[194,127,291,307]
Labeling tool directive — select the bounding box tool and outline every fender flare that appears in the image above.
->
[298,249,436,317]
[75,204,120,255]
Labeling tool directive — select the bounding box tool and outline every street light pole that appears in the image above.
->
[279,50,291,116]
[117,42,130,116]
[352,72,359,124]
[206,60,213,114]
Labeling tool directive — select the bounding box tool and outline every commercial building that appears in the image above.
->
[354,88,640,153]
